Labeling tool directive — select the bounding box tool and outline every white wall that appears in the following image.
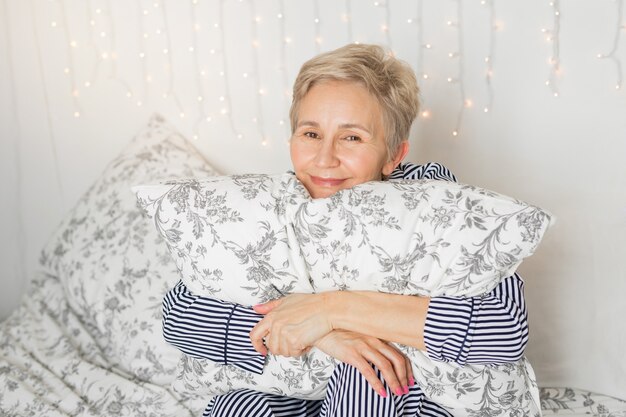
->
[1,0,625,398]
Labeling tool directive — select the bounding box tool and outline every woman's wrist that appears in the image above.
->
[319,290,430,350]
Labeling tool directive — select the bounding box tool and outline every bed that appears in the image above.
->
[1,114,624,416]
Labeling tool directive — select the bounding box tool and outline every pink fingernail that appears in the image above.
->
[395,387,403,396]
[378,388,388,398]
[403,385,409,394]
[408,377,415,386]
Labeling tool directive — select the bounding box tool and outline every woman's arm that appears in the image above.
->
[250,274,529,365]
[162,281,265,374]
[425,273,528,365]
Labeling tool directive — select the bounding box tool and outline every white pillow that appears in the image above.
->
[134,171,552,415]
[39,113,219,387]
[291,177,554,297]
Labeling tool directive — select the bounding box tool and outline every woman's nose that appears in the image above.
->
[314,139,340,168]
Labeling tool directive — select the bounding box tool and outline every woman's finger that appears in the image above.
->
[350,357,389,398]
[405,354,415,388]
[253,298,283,315]
[361,350,402,396]
[249,321,269,356]
[378,343,409,393]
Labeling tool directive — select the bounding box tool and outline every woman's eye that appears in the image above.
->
[344,135,362,142]
[304,132,319,139]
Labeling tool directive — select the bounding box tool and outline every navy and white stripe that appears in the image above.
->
[163,281,265,374]
[162,162,529,416]
[204,363,453,417]
[424,273,528,365]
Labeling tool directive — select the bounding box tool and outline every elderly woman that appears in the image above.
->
[163,44,529,416]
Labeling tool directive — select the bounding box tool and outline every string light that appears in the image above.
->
[249,0,269,145]
[344,0,353,41]
[159,0,185,115]
[190,0,208,139]
[29,0,65,203]
[217,0,242,138]
[278,0,291,138]
[597,0,624,90]
[381,0,392,48]
[545,0,562,97]
[313,0,322,53]
[57,0,82,117]
[104,0,134,99]
[450,0,467,137]
[483,0,496,113]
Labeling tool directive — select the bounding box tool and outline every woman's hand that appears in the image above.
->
[314,330,414,398]
[249,293,334,357]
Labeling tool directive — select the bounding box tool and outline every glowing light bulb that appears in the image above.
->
[421,110,431,118]
[237,133,244,139]
[452,130,458,137]
[484,107,489,113]
[74,111,80,118]
[197,96,203,102]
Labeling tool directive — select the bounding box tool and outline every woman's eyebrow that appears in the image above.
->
[338,123,371,134]
[296,120,372,135]
[297,120,319,128]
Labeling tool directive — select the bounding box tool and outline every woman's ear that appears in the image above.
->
[382,141,410,176]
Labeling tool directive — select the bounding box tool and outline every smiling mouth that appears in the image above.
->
[309,176,347,187]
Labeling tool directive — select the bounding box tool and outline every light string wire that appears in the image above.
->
[544,0,561,97]
[190,0,207,139]
[84,0,104,88]
[597,0,624,90]
[451,0,466,136]
[278,0,291,140]
[415,0,431,119]
[135,0,148,106]
[381,1,392,49]
[29,0,65,206]
[104,0,134,99]
[2,0,27,288]
[249,0,268,145]
[313,0,321,53]
[57,0,82,117]
[159,0,185,117]
[218,0,241,138]
[344,0,353,41]
[483,0,496,113]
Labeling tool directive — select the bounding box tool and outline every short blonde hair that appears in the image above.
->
[289,43,420,160]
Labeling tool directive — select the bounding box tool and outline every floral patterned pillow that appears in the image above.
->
[134,173,312,306]
[135,172,553,303]
[38,113,219,386]
[134,171,552,415]
[290,178,554,297]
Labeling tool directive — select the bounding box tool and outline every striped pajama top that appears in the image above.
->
[162,162,530,416]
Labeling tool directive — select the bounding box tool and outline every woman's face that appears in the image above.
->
[290,80,407,199]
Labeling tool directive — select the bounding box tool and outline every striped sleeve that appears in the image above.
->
[392,161,530,364]
[423,273,529,365]
[162,281,265,374]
